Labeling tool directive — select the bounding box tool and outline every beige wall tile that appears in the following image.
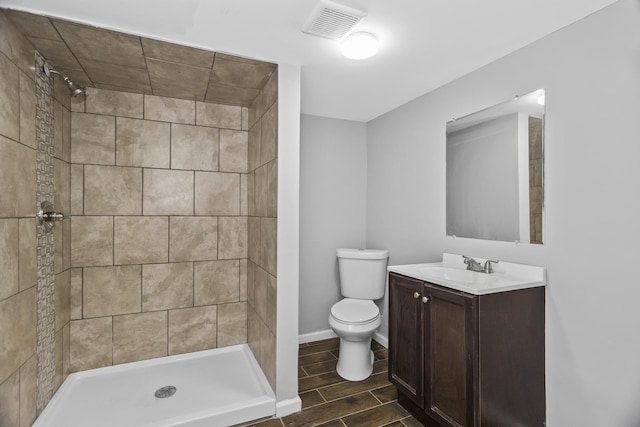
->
[247,306,261,370]
[219,129,248,173]
[54,158,71,215]
[70,268,82,320]
[54,20,146,68]
[0,135,35,217]
[69,317,112,371]
[54,328,63,389]
[0,287,36,384]
[142,262,193,311]
[70,216,113,267]
[217,302,247,347]
[240,174,249,216]
[19,71,36,149]
[267,159,278,218]
[116,117,170,168]
[169,216,217,262]
[194,172,240,215]
[247,261,256,309]
[62,106,71,162]
[0,52,20,142]
[262,68,278,111]
[85,88,143,118]
[248,216,260,265]
[143,169,193,215]
[254,164,268,217]
[218,216,248,260]
[239,259,247,301]
[171,124,218,171]
[204,84,260,108]
[196,102,242,130]
[266,273,277,334]
[84,165,142,215]
[248,119,261,172]
[52,76,71,110]
[0,12,36,77]
[141,38,214,69]
[144,95,195,124]
[71,113,115,165]
[18,218,36,292]
[83,265,141,318]
[54,269,71,331]
[0,219,19,301]
[247,171,256,216]
[53,100,64,160]
[113,311,167,365]
[114,216,168,265]
[70,164,83,215]
[253,265,268,322]
[80,59,151,92]
[262,217,277,276]
[63,323,70,380]
[62,218,71,272]
[209,57,273,90]
[194,260,239,305]
[262,324,276,389]
[241,107,249,131]
[168,306,217,355]
[54,220,63,275]
[19,354,36,427]
[146,59,210,101]
[0,369,19,427]
[260,102,278,166]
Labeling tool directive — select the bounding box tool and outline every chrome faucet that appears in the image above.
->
[463,256,483,272]
[463,256,499,274]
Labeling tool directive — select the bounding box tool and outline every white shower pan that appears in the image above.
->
[34,344,276,427]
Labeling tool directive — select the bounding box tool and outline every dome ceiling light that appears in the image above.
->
[340,32,379,60]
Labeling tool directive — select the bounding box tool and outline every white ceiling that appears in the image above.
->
[0,0,619,122]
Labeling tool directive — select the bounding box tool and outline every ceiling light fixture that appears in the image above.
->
[341,32,378,60]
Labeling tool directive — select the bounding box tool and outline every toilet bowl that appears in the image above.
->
[329,248,389,381]
[329,298,382,381]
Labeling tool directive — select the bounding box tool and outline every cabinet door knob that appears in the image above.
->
[413,292,420,299]
[422,296,429,303]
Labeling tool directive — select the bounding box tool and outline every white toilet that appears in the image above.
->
[329,248,389,381]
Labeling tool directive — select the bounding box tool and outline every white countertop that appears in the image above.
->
[388,253,546,295]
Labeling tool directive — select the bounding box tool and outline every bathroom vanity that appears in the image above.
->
[388,254,546,427]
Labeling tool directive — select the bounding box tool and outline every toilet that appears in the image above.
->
[329,248,389,381]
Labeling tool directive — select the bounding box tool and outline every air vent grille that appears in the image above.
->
[303,0,367,40]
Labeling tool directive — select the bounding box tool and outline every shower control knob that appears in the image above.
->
[413,292,420,299]
[422,296,429,303]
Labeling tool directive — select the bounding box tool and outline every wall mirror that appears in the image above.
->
[446,89,544,244]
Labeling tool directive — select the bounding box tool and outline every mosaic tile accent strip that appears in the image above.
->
[34,51,57,415]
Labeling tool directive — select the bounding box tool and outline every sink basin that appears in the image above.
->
[388,253,546,295]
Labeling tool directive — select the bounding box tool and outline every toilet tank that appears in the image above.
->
[337,248,390,300]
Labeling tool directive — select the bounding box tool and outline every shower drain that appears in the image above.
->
[154,385,177,398]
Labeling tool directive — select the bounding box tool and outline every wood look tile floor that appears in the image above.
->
[235,338,421,427]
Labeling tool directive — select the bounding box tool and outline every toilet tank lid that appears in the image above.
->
[337,248,389,260]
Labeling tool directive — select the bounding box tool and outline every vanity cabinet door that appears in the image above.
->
[389,273,424,407]
[423,284,478,427]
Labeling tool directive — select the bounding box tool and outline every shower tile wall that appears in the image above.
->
[247,69,278,388]
[67,88,250,371]
[0,11,38,426]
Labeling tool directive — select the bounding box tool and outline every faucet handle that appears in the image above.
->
[483,260,499,274]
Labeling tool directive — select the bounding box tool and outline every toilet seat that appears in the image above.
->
[330,299,380,325]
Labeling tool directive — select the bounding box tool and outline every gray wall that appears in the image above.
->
[299,114,367,335]
[366,0,640,425]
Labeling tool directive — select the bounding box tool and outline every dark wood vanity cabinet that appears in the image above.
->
[389,272,545,427]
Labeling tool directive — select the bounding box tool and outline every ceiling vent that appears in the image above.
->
[303,0,367,40]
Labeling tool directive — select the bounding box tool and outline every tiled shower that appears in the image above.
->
[0,9,279,425]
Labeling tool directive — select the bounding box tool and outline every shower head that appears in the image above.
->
[42,63,86,97]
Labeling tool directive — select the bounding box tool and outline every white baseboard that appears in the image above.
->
[298,329,337,344]
[276,396,302,417]
[299,329,388,348]
[373,332,388,348]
